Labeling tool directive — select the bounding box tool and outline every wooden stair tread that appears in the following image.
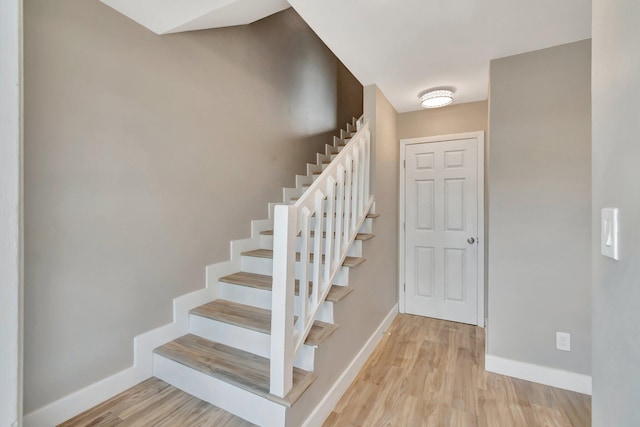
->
[241,249,365,268]
[190,299,338,346]
[191,300,270,334]
[260,230,374,241]
[326,285,354,302]
[219,272,354,303]
[220,271,272,291]
[154,334,315,407]
[306,321,339,346]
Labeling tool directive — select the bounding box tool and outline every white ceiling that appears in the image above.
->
[101,0,592,112]
[287,0,592,112]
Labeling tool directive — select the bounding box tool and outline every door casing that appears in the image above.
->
[399,132,485,327]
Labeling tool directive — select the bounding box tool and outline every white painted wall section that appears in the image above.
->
[0,0,23,426]
[100,0,289,34]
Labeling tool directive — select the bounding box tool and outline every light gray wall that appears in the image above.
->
[0,0,23,425]
[23,0,362,413]
[487,40,592,375]
[592,1,640,424]
[397,101,488,140]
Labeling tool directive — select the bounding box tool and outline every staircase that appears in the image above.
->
[150,117,376,426]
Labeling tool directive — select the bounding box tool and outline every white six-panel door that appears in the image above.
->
[403,137,480,325]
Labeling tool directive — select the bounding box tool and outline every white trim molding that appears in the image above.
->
[398,131,485,327]
[485,354,592,395]
[0,0,23,426]
[23,286,218,427]
[23,229,265,426]
[302,304,398,427]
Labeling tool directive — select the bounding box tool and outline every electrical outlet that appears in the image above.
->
[556,332,571,351]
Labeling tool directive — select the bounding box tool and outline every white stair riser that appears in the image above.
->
[188,315,315,371]
[295,175,314,188]
[218,281,335,322]
[153,354,286,427]
[283,187,304,202]
[240,256,350,285]
[359,218,374,234]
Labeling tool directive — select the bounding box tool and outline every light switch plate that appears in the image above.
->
[601,208,619,260]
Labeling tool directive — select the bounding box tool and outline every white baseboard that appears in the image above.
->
[23,366,147,427]
[302,304,399,427]
[23,286,217,427]
[485,354,592,395]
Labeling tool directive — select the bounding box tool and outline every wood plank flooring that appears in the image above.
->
[58,377,254,427]
[60,314,590,426]
[323,314,591,427]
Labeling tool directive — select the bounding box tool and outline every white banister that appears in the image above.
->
[270,118,373,398]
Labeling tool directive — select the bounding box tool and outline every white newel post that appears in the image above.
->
[270,204,296,398]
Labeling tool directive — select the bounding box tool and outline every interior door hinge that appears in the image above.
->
[404,283,406,292]
[403,160,406,168]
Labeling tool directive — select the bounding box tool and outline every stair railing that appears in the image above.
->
[270,117,373,398]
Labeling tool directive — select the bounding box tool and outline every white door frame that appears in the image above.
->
[1,0,24,425]
[399,132,485,327]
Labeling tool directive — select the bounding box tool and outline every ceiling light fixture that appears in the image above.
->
[420,89,454,109]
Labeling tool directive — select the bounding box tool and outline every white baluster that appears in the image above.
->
[334,166,345,264]
[299,208,311,330]
[324,177,336,288]
[343,156,353,250]
[311,190,325,308]
[270,204,296,398]
[351,149,360,233]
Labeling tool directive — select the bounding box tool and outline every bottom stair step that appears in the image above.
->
[154,334,315,407]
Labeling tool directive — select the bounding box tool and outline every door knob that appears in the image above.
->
[467,237,475,244]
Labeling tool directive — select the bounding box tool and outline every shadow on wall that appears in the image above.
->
[174,8,341,137]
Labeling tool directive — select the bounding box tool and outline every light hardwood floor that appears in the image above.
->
[58,377,255,427]
[60,314,590,426]
[323,314,591,427]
